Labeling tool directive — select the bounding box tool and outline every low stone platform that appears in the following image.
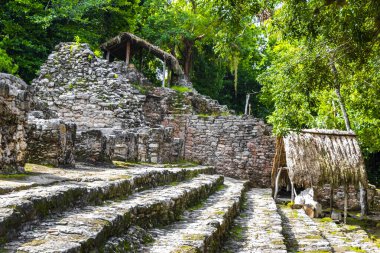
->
[0,163,214,242]
[1,163,379,252]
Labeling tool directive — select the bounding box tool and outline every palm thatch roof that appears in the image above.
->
[272,129,368,189]
[100,32,184,77]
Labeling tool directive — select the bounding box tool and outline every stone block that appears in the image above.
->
[26,118,76,167]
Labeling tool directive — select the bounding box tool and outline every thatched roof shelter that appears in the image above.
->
[100,32,184,77]
[273,129,369,220]
[272,129,368,191]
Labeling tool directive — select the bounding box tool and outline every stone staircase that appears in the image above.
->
[0,164,379,253]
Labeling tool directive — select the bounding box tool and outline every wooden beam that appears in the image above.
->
[106,51,110,61]
[126,41,131,65]
[162,61,166,87]
[344,186,348,224]
[274,168,283,200]
[329,185,334,215]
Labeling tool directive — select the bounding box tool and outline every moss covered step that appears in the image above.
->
[134,177,248,253]
[1,174,223,252]
[222,188,287,253]
[315,217,380,253]
[0,165,215,242]
[278,205,332,252]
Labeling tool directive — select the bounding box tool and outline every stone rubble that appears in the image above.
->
[222,188,287,253]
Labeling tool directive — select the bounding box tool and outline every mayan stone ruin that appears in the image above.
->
[0,41,379,253]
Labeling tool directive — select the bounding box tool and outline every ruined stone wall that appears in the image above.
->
[113,127,183,163]
[26,117,76,167]
[143,87,229,127]
[163,115,275,187]
[32,43,147,130]
[316,184,380,211]
[0,73,31,174]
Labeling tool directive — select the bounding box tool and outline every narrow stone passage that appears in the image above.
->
[222,188,287,253]
[278,205,332,252]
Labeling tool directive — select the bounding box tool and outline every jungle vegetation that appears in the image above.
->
[0,0,379,184]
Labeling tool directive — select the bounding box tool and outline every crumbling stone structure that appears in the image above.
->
[0,73,30,174]
[162,115,275,187]
[26,116,76,167]
[24,42,276,187]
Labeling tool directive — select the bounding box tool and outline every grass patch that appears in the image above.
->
[230,225,246,240]
[347,246,365,252]
[345,216,380,247]
[171,86,192,93]
[170,181,180,186]
[172,245,199,253]
[189,201,205,211]
[0,173,28,179]
[216,184,226,191]
[305,235,323,239]
[214,210,225,215]
[320,217,333,223]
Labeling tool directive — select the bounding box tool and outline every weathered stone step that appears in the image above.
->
[315,218,380,253]
[222,188,287,253]
[1,174,223,252]
[0,165,214,241]
[132,177,248,253]
[278,205,332,252]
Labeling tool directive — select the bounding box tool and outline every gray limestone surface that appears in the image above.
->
[222,188,287,253]
[138,177,248,253]
[3,174,222,252]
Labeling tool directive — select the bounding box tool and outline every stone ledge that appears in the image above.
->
[0,165,215,242]
[3,174,223,252]
[137,177,248,253]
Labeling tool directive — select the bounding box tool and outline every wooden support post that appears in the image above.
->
[359,183,368,218]
[329,185,334,215]
[167,69,172,88]
[106,51,110,61]
[274,168,282,200]
[125,41,131,66]
[344,186,348,224]
[290,180,295,202]
[244,94,250,115]
[162,61,166,87]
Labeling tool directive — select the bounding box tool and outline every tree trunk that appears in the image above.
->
[330,56,369,216]
[244,94,250,115]
[330,185,334,215]
[329,59,351,131]
[359,182,369,217]
[183,39,193,79]
[344,186,348,224]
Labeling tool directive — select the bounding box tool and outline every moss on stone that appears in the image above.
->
[172,245,199,253]
[22,239,48,247]
[182,234,204,241]
[305,235,323,239]
[320,217,333,223]
[346,246,366,252]
[230,225,246,240]
[189,201,205,211]
[0,173,28,179]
